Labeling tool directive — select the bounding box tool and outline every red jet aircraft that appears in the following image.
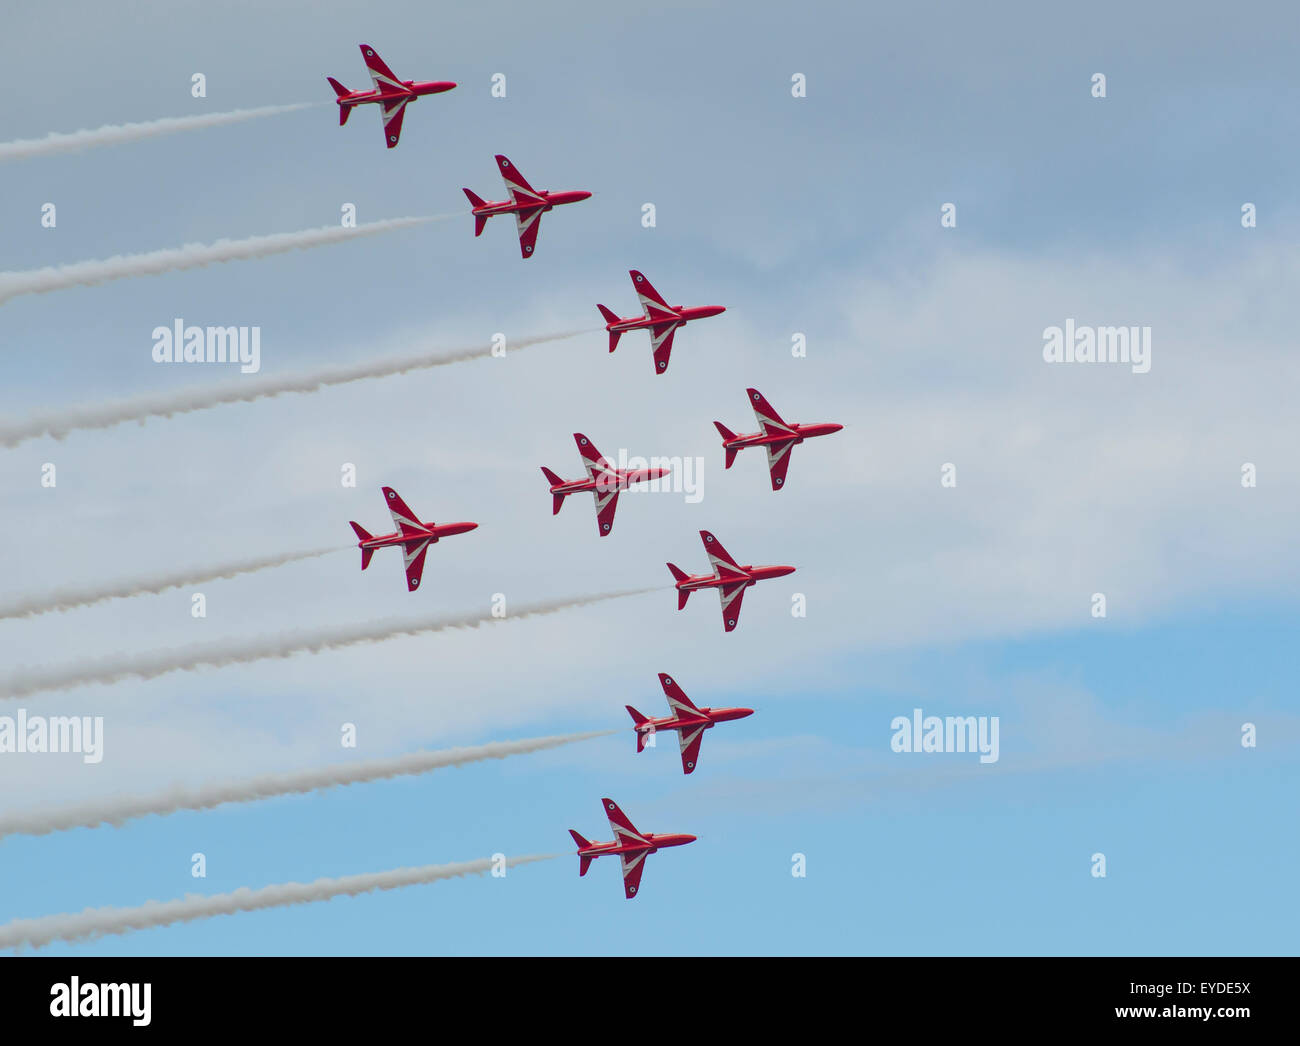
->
[540,433,670,537]
[569,798,696,899]
[597,270,726,374]
[349,487,477,592]
[462,155,591,258]
[667,530,795,632]
[715,388,844,490]
[327,44,457,149]
[627,672,754,774]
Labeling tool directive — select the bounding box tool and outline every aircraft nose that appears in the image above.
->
[825,423,844,434]
[775,565,796,578]
[680,834,698,845]
[737,708,755,719]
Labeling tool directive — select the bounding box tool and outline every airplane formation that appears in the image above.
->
[322,42,844,900]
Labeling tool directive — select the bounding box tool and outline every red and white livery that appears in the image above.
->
[714,388,843,490]
[327,44,457,149]
[462,155,591,258]
[348,487,478,592]
[568,798,696,899]
[626,673,755,774]
[597,270,726,374]
[540,433,670,537]
[667,530,795,632]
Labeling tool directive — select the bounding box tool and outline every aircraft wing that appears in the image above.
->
[620,850,649,899]
[747,388,794,437]
[380,96,410,148]
[383,487,424,537]
[601,799,651,897]
[514,206,545,258]
[403,538,431,592]
[649,322,679,374]
[678,723,707,774]
[359,45,404,93]
[593,487,619,536]
[718,580,747,632]
[630,270,677,322]
[495,155,544,207]
[574,433,614,480]
[659,672,703,716]
[765,438,796,490]
[700,531,748,581]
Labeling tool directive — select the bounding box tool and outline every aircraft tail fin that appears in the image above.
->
[327,79,352,124]
[626,706,651,751]
[714,422,740,468]
[462,189,489,236]
[569,829,594,875]
[349,522,374,570]
[541,467,566,514]
[597,306,622,351]
[667,564,691,609]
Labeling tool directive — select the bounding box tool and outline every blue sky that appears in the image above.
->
[0,0,1296,955]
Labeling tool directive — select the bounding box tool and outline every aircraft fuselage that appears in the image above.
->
[577,833,698,859]
[676,564,796,591]
[470,189,592,218]
[606,303,726,333]
[358,521,478,550]
[726,422,843,449]
[635,706,755,739]
[339,79,457,107]
[547,466,670,497]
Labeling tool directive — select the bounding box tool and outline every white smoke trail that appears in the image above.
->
[0,732,614,840]
[0,588,658,699]
[0,103,316,163]
[0,547,341,621]
[0,854,557,950]
[0,329,590,448]
[0,216,445,307]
